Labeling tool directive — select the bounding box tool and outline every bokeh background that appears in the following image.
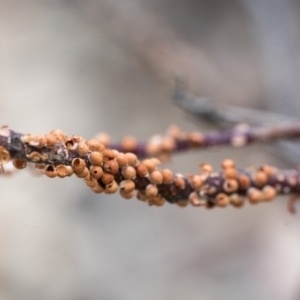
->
[1,0,300,299]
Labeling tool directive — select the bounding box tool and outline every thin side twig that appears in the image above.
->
[108,122,300,159]
[173,82,295,126]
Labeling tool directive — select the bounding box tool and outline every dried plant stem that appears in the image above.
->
[109,122,300,158]
[1,126,300,212]
[173,83,295,126]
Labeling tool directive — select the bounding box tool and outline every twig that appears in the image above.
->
[173,81,295,126]
[107,122,300,158]
[0,126,300,211]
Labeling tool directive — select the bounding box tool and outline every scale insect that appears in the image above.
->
[0,146,11,174]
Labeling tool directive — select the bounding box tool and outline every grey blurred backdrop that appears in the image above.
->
[1,0,300,299]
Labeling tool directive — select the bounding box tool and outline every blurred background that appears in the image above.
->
[1,0,300,299]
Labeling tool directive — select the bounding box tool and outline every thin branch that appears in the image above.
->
[108,122,300,158]
[173,81,295,126]
[0,126,299,212]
